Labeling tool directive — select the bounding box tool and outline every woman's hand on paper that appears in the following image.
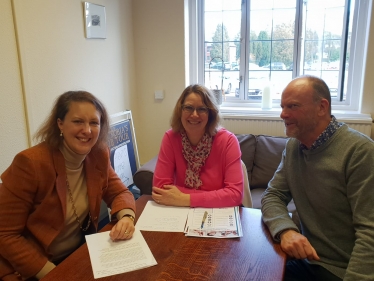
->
[152,185,190,207]
[109,216,135,241]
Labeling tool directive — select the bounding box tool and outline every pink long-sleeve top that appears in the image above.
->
[153,128,243,207]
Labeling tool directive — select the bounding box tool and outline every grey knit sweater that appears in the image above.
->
[261,124,374,280]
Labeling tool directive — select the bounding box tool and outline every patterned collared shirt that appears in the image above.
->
[300,115,343,151]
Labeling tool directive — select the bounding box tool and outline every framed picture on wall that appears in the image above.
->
[84,2,106,39]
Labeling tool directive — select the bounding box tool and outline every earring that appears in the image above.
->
[60,131,63,137]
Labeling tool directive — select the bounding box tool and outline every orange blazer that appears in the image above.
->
[0,142,135,279]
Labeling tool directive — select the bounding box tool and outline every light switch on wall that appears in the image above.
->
[154,90,164,100]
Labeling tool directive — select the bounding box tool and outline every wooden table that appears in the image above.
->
[44,195,286,280]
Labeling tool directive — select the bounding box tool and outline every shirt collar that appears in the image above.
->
[300,115,343,151]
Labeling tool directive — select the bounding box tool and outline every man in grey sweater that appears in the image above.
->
[261,75,374,280]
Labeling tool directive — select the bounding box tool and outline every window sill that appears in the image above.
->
[220,106,373,124]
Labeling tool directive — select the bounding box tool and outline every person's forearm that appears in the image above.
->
[178,193,190,207]
[189,188,242,208]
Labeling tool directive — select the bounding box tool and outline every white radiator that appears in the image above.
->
[222,117,372,137]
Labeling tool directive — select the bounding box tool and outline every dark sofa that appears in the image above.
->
[133,134,297,216]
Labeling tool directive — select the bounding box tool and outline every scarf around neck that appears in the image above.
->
[181,131,212,189]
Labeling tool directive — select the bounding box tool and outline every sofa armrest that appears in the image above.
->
[133,155,158,195]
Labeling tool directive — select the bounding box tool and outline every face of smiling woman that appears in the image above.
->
[181,93,209,145]
[57,101,101,155]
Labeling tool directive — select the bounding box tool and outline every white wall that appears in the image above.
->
[0,0,29,175]
[13,0,137,137]
[0,0,136,176]
[132,0,186,164]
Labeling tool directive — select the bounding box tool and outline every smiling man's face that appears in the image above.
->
[280,79,320,145]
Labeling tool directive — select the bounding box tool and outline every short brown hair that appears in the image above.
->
[170,84,221,136]
[34,91,110,149]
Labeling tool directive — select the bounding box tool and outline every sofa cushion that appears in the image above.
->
[235,134,256,184]
[251,188,266,209]
[133,155,158,195]
[251,135,288,190]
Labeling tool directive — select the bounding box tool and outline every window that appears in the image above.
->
[191,0,371,111]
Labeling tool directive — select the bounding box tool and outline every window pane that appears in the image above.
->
[301,0,348,100]
[200,0,357,107]
[204,0,242,97]
[273,0,297,9]
[248,1,296,101]
[246,68,269,100]
[251,0,297,10]
[250,10,272,35]
[205,0,241,11]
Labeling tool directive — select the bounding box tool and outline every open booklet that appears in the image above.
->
[184,207,243,238]
[135,201,243,238]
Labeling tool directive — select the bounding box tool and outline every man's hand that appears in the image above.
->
[280,230,320,261]
[152,185,190,207]
[109,216,135,241]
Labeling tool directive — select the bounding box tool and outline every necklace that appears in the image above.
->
[66,177,91,231]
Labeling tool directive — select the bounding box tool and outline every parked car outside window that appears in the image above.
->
[262,62,286,70]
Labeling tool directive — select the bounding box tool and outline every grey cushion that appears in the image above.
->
[250,188,266,209]
[235,134,256,185]
[251,135,287,190]
[133,155,158,195]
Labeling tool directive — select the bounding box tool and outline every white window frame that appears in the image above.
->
[186,0,372,118]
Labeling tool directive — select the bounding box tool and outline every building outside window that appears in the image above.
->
[193,0,370,111]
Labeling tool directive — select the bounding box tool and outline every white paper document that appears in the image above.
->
[85,229,157,279]
[185,207,243,238]
[135,201,190,232]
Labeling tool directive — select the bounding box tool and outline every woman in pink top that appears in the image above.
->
[152,84,243,208]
